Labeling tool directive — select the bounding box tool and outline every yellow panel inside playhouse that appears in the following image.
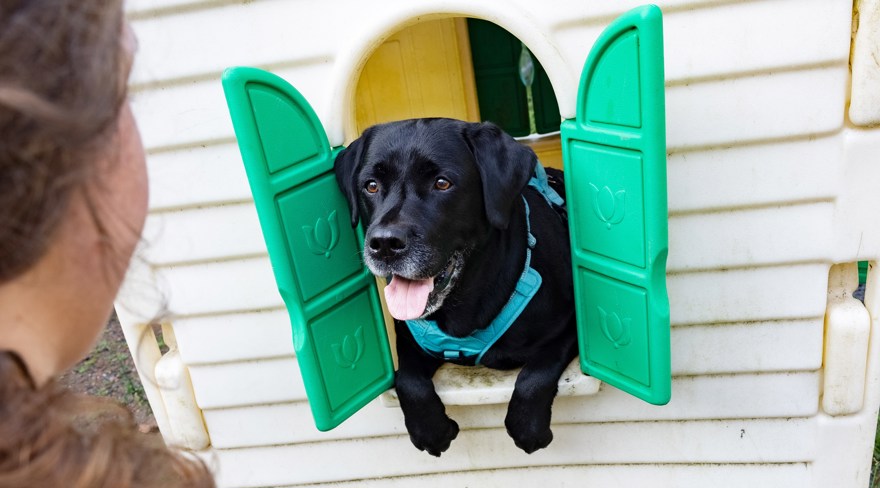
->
[353,18,564,169]
[354,18,479,131]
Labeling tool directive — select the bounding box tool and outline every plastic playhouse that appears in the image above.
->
[119,0,880,486]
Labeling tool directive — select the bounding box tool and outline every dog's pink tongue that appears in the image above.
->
[385,276,434,320]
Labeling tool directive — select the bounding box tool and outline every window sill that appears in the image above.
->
[381,359,600,407]
[515,132,563,170]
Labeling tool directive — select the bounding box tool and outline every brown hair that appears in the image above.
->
[0,1,215,486]
[0,352,214,488]
[0,0,125,282]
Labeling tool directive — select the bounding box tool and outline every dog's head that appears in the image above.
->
[334,118,536,321]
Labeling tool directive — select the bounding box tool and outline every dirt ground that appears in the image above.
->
[58,312,157,432]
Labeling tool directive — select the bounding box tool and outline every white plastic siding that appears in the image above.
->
[118,0,878,487]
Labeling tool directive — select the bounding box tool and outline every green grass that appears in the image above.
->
[59,316,155,426]
[864,262,876,488]
[873,416,880,488]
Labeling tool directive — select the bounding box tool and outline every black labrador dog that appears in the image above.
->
[334,118,577,456]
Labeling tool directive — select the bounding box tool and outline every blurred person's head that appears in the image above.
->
[0,2,213,486]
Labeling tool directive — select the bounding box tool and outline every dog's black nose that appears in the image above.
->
[368,227,407,258]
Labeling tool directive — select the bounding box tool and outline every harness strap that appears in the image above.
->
[530,163,565,209]
[406,197,541,365]
[404,163,562,365]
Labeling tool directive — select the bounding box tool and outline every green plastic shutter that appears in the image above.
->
[222,67,394,430]
[561,5,671,405]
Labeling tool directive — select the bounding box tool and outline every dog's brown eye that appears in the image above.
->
[365,180,379,194]
[434,178,452,191]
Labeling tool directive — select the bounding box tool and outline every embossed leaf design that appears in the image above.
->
[331,326,365,370]
[589,183,627,228]
[315,215,332,250]
[302,210,340,258]
[609,190,626,224]
[597,185,615,220]
[598,306,633,349]
[315,210,339,251]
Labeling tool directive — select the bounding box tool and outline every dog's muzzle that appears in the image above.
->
[372,249,466,321]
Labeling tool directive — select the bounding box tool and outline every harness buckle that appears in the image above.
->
[443,350,464,361]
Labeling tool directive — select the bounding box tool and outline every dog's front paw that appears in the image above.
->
[505,414,553,454]
[406,416,459,456]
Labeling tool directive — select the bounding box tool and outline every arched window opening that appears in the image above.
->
[353,17,563,168]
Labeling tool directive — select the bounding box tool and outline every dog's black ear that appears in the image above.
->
[334,129,372,227]
[463,122,537,230]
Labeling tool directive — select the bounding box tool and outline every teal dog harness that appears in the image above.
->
[405,164,565,365]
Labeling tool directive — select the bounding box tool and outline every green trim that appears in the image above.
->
[221,67,394,431]
[561,5,671,406]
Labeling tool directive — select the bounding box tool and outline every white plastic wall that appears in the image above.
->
[117,0,880,487]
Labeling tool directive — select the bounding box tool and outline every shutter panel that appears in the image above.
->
[222,67,394,430]
[560,5,671,405]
